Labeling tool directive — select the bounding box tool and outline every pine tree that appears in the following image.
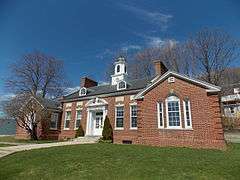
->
[102,116,113,141]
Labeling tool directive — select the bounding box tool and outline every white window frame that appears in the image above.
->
[75,109,82,130]
[183,100,192,129]
[64,111,71,130]
[130,103,137,130]
[115,105,124,130]
[79,87,87,96]
[157,102,164,128]
[165,96,182,129]
[50,113,58,130]
[117,81,127,90]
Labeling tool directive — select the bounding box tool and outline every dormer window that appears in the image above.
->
[79,87,87,96]
[117,81,127,90]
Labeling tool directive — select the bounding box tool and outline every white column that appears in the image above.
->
[86,110,90,136]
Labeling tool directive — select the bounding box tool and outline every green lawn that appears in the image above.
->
[0,144,16,147]
[0,143,240,180]
[0,136,60,144]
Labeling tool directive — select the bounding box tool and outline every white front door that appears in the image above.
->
[93,111,104,136]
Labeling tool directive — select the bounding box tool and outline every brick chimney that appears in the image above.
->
[80,77,98,88]
[153,60,168,76]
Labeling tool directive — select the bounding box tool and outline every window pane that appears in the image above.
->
[66,111,71,120]
[76,110,82,119]
[116,118,123,127]
[184,100,192,128]
[158,102,164,127]
[118,81,126,89]
[131,105,137,128]
[65,120,70,128]
[76,119,81,128]
[50,121,57,129]
[131,117,137,127]
[50,113,58,129]
[80,88,86,95]
[116,106,124,128]
[167,99,180,127]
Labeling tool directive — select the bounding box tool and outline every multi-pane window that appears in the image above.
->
[64,111,71,129]
[183,100,192,128]
[50,113,58,129]
[75,110,82,129]
[117,81,126,90]
[116,106,124,129]
[80,88,87,96]
[157,102,164,128]
[166,96,181,128]
[130,105,137,129]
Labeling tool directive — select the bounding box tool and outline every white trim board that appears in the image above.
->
[134,71,221,100]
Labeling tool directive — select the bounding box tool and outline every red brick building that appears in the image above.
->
[16,57,226,149]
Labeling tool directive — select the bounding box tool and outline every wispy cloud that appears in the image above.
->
[0,93,15,103]
[145,36,177,48]
[96,48,115,60]
[118,3,173,31]
[146,36,165,47]
[96,44,142,61]
[121,44,142,51]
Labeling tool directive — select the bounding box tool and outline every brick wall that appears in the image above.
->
[15,76,225,149]
[58,95,138,142]
[15,111,62,140]
[136,77,225,149]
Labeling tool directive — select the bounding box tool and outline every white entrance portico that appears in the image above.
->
[85,98,108,136]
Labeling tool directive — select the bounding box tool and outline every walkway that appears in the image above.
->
[0,136,99,158]
[225,131,240,143]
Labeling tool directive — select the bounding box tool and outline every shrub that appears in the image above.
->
[102,116,113,141]
[75,124,84,138]
[222,117,240,130]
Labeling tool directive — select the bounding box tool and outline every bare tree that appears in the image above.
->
[129,40,193,79]
[4,94,48,140]
[187,28,240,85]
[5,51,68,98]
[130,47,159,79]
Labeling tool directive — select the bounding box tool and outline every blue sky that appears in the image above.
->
[0,0,240,101]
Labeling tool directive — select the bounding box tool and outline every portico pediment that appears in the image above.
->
[85,97,108,107]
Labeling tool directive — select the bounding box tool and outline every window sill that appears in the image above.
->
[63,128,70,130]
[49,128,58,131]
[74,127,79,130]
[115,128,124,130]
[159,128,193,131]
[130,127,137,130]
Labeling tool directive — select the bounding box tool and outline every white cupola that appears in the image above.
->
[111,56,128,85]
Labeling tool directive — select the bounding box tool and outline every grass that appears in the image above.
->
[0,144,16,147]
[0,136,60,144]
[0,143,240,180]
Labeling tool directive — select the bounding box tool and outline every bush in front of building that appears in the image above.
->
[75,124,84,137]
[222,117,240,130]
[102,116,113,142]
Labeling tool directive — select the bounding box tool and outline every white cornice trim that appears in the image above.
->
[134,71,221,100]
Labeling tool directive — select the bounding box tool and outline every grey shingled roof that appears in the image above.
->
[35,96,61,110]
[63,78,150,101]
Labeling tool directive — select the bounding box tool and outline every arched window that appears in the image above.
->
[116,65,120,73]
[79,87,87,96]
[124,65,127,73]
[166,95,181,128]
[117,81,126,90]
